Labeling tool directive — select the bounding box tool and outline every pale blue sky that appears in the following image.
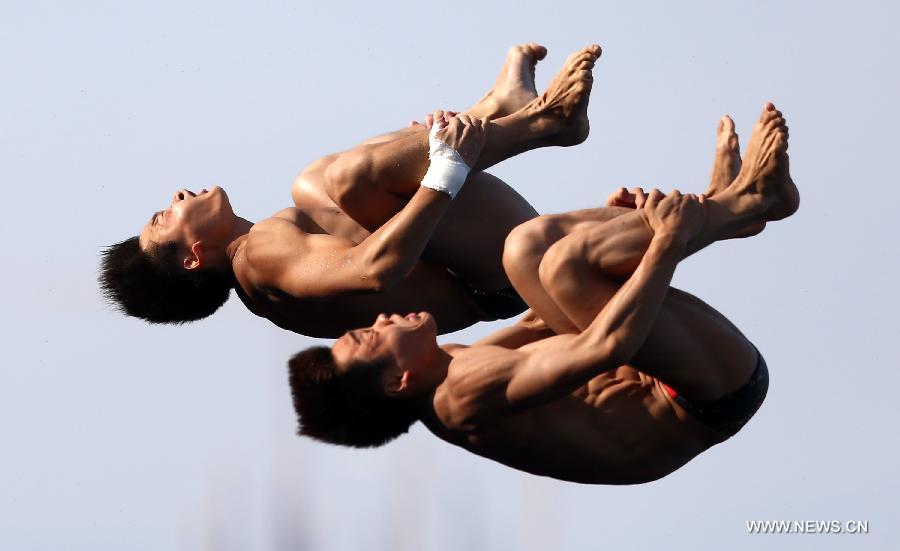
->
[1,1,898,550]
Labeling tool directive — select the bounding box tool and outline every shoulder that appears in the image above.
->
[246,216,307,255]
[242,213,361,298]
[241,217,310,285]
[433,345,525,429]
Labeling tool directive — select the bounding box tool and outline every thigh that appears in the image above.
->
[539,232,758,401]
[299,156,537,292]
[292,153,342,208]
[503,208,631,334]
[420,172,539,291]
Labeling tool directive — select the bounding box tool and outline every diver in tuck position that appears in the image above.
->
[100,44,602,337]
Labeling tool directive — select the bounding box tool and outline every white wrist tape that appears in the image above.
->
[420,121,471,198]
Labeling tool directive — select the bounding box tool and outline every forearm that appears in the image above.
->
[511,232,683,403]
[356,186,453,289]
[575,232,685,366]
[474,316,556,349]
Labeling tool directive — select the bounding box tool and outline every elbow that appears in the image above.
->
[363,262,403,293]
[599,334,635,369]
[356,238,409,293]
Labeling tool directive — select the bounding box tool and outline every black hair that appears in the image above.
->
[287,346,419,448]
[99,236,232,324]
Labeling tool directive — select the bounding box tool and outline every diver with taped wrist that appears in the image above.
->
[100,44,602,337]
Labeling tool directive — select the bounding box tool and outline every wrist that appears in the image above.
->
[651,230,689,254]
[421,123,471,198]
[420,157,470,198]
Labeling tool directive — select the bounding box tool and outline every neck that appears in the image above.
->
[412,347,454,415]
[224,216,255,266]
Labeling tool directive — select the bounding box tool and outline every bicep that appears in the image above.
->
[259,231,380,298]
[505,335,616,407]
[472,314,555,349]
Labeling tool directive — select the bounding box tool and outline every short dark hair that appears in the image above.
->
[287,346,419,448]
[99,236,232,324]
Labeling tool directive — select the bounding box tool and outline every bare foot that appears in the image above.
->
[730,102,800,222]
[705,115,741,197]
[706,115,766,237]
[523,44,601,147]
[468,43,547,120]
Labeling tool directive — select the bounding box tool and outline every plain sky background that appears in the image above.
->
[2,1,898,549]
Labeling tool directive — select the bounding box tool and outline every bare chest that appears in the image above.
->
[430,367,716,484]
[275,206,370,244]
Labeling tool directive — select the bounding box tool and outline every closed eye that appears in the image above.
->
[364,329,378,346]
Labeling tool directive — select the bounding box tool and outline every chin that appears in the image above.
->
[419,312,438,334]
[212,186,232,207]
[212,190,236,220]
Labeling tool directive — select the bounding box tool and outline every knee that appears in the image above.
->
[503,219,549,286]
[503,216,562,277]
[323,151,373,209]
[537,236,582,301]
[503,221,540,274]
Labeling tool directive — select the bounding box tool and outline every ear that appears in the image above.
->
[384,370,410,397]
[183,241,204,271]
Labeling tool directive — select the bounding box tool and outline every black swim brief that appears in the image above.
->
[665,350,769,438]
[466,284,529,321]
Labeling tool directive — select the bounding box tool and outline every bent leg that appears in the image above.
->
[502,109,776,329]
[537,214,758,400]
[523,104,797,398]
[325,45,600,230]
[322,45,601,290]
[502,185,764,335]
[502,205,633,333]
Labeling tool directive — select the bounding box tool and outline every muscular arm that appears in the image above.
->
[472,310,556,349]
[502,231,686,407]
[265,187,456,297]
[264,118,485,298]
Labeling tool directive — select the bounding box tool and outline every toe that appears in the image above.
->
[721,115,735,133]
[759,103,778,122]
[765,116,785,131]
[573,52,598,68]
[529,43,547,60]
[774,132,786,150]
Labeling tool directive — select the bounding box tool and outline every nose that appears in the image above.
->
[171,189,197,204]
[375,313,392,326]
